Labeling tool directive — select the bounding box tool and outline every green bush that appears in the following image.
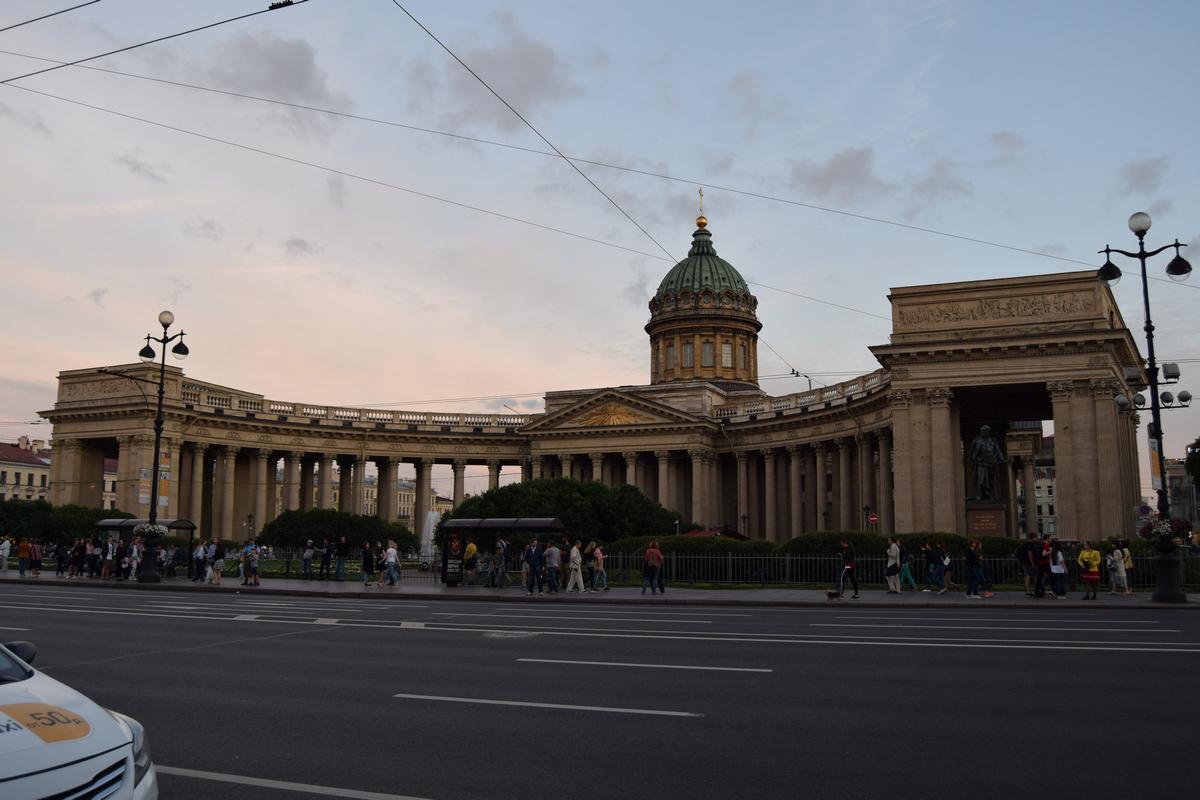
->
[258,508,414,551]
[604,534,776,555]
[0,499,134,544]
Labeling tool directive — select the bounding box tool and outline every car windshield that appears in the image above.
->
[0,649,32,683]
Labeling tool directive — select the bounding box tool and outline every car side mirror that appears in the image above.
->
[4,641,36,665]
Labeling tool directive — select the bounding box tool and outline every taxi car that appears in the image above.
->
[0,640,158,799]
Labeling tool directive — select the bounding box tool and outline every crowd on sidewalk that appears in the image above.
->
[0,534,156,581]
[834,533,1139,600]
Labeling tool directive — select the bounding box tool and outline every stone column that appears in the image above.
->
[622,452,638,488]
[655,451,671,510]
[1070,382,1099,536]
[115,435,134,512]
[451,459,466,509]
[811,443,826,531]
[708,454,721,529]
[1021,457,1037,535]
[736,452,749,534]
[1048,382,1076,538]
[888,391,914,533]
[377,458,398,522]
[253,450,269,536]
[858,433,874,530]
[589,453,603,484]
[318,454,334,509]
[283,452,302,511]
[337,458,353,512]
[299,457,315,511]
[190,443,207,535]
[928,387,957,532]
[531,455,542,480]
[414,460,432,532]
[220,447,238,541]
[1092,378,1122,539]
[878,430,893,535]
[352,458,367,515]
[747,452,759,536]
[163,439,182,519]
[487,460,501,491]
[558,453,572,481]
[836,439,853,530]
[787,445,803,540]
[1117,408,1136,531]
[689,450,706,527]
[759,448,777,541]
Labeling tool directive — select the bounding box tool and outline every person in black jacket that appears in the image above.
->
[319,538,333,581]
[838,540,859,599]
[335,536,349,581]
[524,540,544,596]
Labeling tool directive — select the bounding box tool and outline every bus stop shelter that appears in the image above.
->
[94,518,198,577]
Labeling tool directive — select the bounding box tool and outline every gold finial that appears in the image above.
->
[696,186,707,228]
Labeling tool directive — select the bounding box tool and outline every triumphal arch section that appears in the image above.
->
[42,219,1144,542]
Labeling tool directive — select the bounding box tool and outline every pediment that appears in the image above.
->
[523,390,702,433]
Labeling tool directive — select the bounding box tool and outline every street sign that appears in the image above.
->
[868,513,879,524]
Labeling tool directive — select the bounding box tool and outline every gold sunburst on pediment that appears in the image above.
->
[570,401,655,427]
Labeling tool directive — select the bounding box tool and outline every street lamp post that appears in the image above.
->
[1097,212,1191,602]
[135,310,189,583]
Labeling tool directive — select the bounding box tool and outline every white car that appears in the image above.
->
[0,640,158,799]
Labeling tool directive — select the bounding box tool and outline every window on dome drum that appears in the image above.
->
[739,345,747,370]
[702,341,714,368]
[721,342,733,368]
[667,344,676,369]
[682,342,694,368]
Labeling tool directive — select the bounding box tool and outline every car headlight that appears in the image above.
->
[108,711,153,785]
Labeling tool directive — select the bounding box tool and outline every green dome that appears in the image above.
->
[654,224,749,298]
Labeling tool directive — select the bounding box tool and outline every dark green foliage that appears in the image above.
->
[0,499,133,544]
[258,508,415,551]
[1186,436,1200,490]
[774,532,1018,557]
[605,534,775,555]
[444,478,680,544]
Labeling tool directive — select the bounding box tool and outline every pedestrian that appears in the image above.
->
[211,541,225,586]
[836,539,859,599]
[642,540,664,595]
[361,540,375,586]
[1049,538,1068,598]
[29,540,42,577]
[335,536,349,582]
[1036,534,1054,597]
[55,542,67,576]
[85,539,97,578]
[1120,541,1134,595]
[1077,540,1101,600]
[1018,534,1038,596]
[583,541,597,591]
[384,539,399,586]
[0,536,10,573]
[965,539,985,599]
[495,537,509,586]
[524,539,544,595]
[319,539,333,581]
[898,539,918,591]
[1107,542,1128,596]
[115,541,128,581]
[924,541,946,593]
[566,539,585,593]
[375,540,387,587]
[191,539,205,582]
[593,543,608,590]
[244,539,261,587]
[301,540,315,580]
[885,536,901,594]
[544,540,562,593]
[941,545,956,591]
[464,537,478,585]
[17,538,30,577]
[489,546,504,588]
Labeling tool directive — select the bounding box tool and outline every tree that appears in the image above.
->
[0,498,133,544]
[443,478,681,543]
[1186,436,1200,491]
[257,508,414,551]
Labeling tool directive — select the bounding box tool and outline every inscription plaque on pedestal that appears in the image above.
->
[966,502,1007,537]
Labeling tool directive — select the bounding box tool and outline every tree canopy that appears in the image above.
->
[257,508,415,551]
[0,499,133,544]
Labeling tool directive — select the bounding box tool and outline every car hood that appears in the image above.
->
[0,670,130,777]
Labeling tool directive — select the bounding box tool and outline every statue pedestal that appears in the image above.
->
[966,502,1007,537]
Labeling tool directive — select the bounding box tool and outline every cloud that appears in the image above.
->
[788,147,891,203]
[620,263,653,307]
[185,218,221,241]
[169,278,191,306]
[403,12,584,132]
[1118,156,1169,194]
[114,151,168,183]
[1147,198,1173,217]
[327,175,347,208]
[0,102,51,137]
[86,288,108,308]
[206,32,351,140]
[283,237,323,257]
[987,130,1026,166]
[1035,243,1068,257]
[909,159,971,205]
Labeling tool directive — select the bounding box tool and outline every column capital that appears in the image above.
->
[452,458,466,469]
[190,441,208,453]
[758,447,775,458]
[255,449,270,462]
[926,387,953,406]
[223,445,240,458]
[688,448,709,460]
[785,443,802,455]
[836,437,852,452]
[320,452,337,462]
[887,389,912,408]
[486,459,500,469]
[557,453,572,464]
[621,451,638,463]
[288,450,304,460]
[1047,380,1075,399]
[813,440,827,454]
[653,450,671,460]
[1089,377,1121,397]
[734,450,748,462]
[588,452,603,462]
[56,437,83,450]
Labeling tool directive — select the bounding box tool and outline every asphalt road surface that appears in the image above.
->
[2,584,1197,800]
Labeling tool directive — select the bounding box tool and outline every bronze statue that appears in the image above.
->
[969,425,1007,501]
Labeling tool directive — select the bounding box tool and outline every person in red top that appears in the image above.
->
[642,541,664,595]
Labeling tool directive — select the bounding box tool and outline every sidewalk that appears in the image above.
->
[0,572,1194,609]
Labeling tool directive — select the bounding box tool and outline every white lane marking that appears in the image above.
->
[438,613,713,624]
[488,606,751,617]
[812,623,1179,633]
[400,621,425,629]
[0,626,30,631]
[392,693,703,717]
[0,591,97,600]
[834,615,1164,624]
[518,658,772,673]
[156,765,434,799]
[313,618,339,625]
[233,614,259,621]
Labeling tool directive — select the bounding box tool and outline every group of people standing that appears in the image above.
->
[1,535,153,580]
[1018,534,1134,600]
[191,538,264,586]
[519,538,609,595]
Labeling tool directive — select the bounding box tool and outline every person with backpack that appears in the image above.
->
[898,540,918,591]
[923,541,946,593]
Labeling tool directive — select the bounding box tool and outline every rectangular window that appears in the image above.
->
[26,474,33,486]
[1048,504,1055,515]
[40,475,46,487]
[738,345,747,370]
[13,472,19,486]
[721,342,733,368]
[1047,486,1054,496]
[682,341,694,368]
[667,344,676,369]
[702,341,714,368]
[0,471,6,484]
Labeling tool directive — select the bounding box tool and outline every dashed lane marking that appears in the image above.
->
[392,692,703,717]
[156,765,434,799]
[517,658,772,672]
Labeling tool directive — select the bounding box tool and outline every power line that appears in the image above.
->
[384,0,677,262]
[1,0,309,86]
[0,1,102,34]
[749,281,892,321]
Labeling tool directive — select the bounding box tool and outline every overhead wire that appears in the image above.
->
[0,1,102,35]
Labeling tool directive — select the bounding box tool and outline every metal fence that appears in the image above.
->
[241,548,1198,590]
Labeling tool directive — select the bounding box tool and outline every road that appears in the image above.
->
[1,584,1197,799]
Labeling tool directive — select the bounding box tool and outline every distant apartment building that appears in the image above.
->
[0,436,51,502]
[1165,458,1198,525]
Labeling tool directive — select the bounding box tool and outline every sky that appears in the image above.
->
[1,0,1197,498]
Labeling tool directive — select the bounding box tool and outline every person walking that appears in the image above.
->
[566,540,585,593]
[17,538,30,578]
[1077,541,1102,600]
[212,541,225,586]
[0,536,10,573]
[965,539,985,599]
[361,541,375,586]
[383,539,399,587]
[319,539,333,581]
[897,539,918,591]
[54,542,67,577]
[885,537,901,594]
[245,540,261,587]
[488,545,505,588]
[1049,539,1068,598]
[583,541,597,591]
[301,540,315,580]
[335,536,349,582]
[924,541,946,593]
[29,540,42,578]
[464,537,478,585]
[1108,542,1128,595]
[837,539,860,599]
[593,543,608,591]
[1018,534,1038,596]
[524,539,544,595]
[1119,541,1135,595]
[642,541,664,595]
[544,541,562,593]
[375,541,387,587]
